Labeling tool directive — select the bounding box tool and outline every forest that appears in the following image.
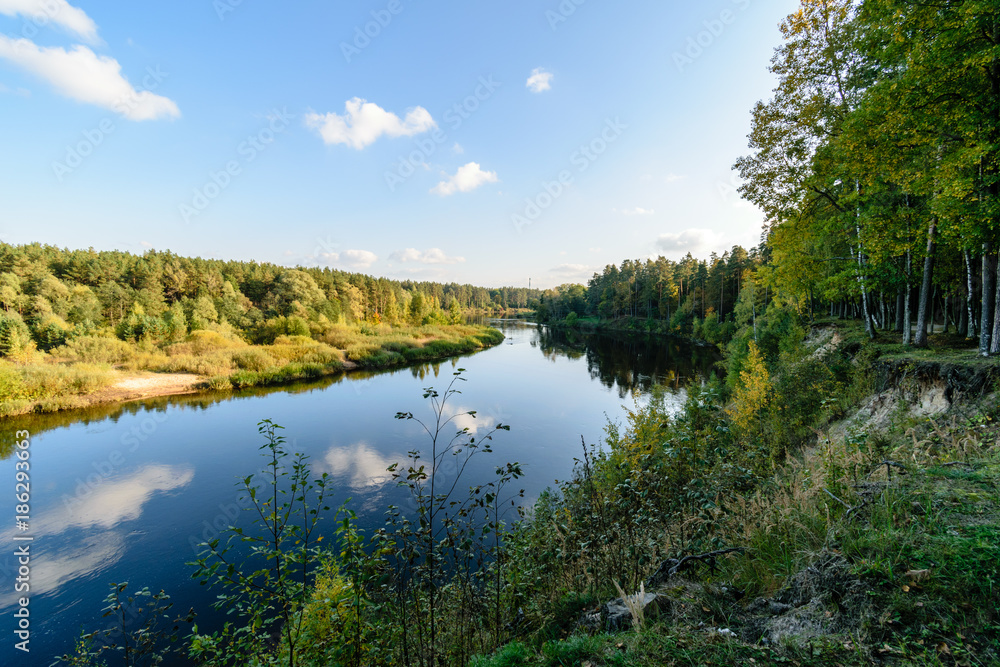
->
[0,241,538,354]
[536,0,1000,359]
[0,242,538,415]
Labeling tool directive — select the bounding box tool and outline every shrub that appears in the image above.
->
[320,325,364,349]
[249,316,311,344]
[156,351,234,376]
[164,330,244,357]
[205,375,232,391]
[0,361,26,400]
[20,362,113,399]
[231,348,277,371]
[60,335,135,365]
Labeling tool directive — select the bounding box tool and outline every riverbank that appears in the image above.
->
[468,322,1000,666]
[0,324,504,417]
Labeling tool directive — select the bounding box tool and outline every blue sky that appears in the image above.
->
[0,0,800,289]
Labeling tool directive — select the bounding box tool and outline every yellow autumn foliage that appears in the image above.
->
[729,340,772,438]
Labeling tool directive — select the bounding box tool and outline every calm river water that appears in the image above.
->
[0,320,718,664]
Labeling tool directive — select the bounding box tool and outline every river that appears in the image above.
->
[0,320,719,664]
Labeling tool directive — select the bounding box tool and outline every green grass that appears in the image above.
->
[472,354,1000,667]
[473,626,877,667]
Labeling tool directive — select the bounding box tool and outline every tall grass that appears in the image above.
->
[0,322,503,414]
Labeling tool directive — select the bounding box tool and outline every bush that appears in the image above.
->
[59,335,134,365]
[249,316,311,344]
[319,325,365,349]
[156,351,234,376]
[165,330,244,357]
[205,375,232,391]
[231,348,277,371]
[20,363,113,399]
[0,361,26,400]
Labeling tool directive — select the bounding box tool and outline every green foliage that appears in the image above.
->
[189,420,333,666]
[250,316,310,344]
[382,369,522,666]
[33,313,71,351]
[58,582,192,666]
[0,312,32,358]
[59,335,135,365]
[230,347,276,372]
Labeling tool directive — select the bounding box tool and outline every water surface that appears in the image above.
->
[0,320,718,663]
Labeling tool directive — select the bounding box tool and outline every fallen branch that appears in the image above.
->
[824,488,870,521]
[645,548,746,587]
[868,460,907,481]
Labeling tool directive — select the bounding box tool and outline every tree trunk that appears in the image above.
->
[851,242,875,339]
[960,296,968,337]
[895,287,905,332]
[965,249,977,339]
[980,246,996,355]
[903,251,912,346]
[914,221,936,348]
[991,258,1000,355]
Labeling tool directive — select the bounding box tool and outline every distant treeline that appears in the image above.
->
[0,242,540,356]
[532,248,757,340]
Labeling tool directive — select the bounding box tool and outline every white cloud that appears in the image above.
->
[0,0,100,43]
[441,404,496,437]
[452,142,464,154]
[0,465,195,538]
[655,228,722,255]
[664,173,685,183]
[0,37,180,120]
[305,98,435,149]
[318,441,405,489]
[0,533,125,609]
[312,249,377,270]
[526,67,553,93]
[389,248,465,265]
[430,162,498,196]
[341,249,378,269]
[621,207,655,216]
